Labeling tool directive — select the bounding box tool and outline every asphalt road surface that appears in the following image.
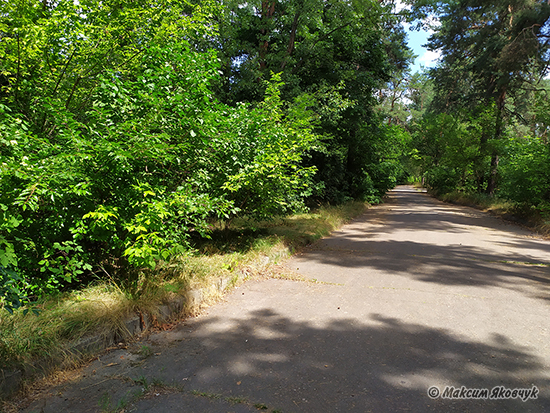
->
[20,186,550,412]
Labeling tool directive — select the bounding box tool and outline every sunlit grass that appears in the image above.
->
[439,191,550,237]
[440,192,515,213]
[0,201,369,369]
[0,284,132,368]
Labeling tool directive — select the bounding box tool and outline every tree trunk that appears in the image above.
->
[281,10,300,70]
[487,87,506,195]
[259,2,276,71]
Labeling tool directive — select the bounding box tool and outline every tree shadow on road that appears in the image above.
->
[297,238,550,304]
[295,189,550,303]
[350,190,535,237]
[129,309,550,412]
[20,308,550,412]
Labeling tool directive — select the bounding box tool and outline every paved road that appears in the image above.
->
[21,186,550,412]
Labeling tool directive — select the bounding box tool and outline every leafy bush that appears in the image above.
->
[499,135,550,206]
[414,109,497,194]
[424,166,462,195]
[0,1,318,306]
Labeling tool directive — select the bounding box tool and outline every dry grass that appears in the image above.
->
[267,201,367,248]
[0,201,369,374]
[439,191,550,238]
[0,285,132,369]
[440,192,515,213]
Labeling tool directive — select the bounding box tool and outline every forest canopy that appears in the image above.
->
[403,0,550,203]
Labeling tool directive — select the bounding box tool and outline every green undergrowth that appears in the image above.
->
[437,191,550,237]
[0,201,368,372]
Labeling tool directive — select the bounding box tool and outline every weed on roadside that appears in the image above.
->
[191,389,280,412]
[191,389,223,400]
[99,391,130,413]
[136,345,152,359]
[226,395,249,404]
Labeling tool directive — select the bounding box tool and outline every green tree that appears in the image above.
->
[207,0,411,202]
[408,0,550,194]
[0,0,319,306]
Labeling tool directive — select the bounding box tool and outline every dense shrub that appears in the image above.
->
[0,1,317,309]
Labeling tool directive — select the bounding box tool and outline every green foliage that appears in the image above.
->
[499,135,550,209]
[210,0,411,203]
[409,0,550,195]
[38,241,93,290]
[0,265,28,314]
[413,106,501,194]
[217,76,318,218]
[414,91,550,220]
[0,1,319,307]
[416,0,550,111]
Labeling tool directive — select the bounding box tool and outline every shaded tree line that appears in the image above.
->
[403,0,550,213]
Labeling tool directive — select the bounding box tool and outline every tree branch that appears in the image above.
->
[281,11,300,71]
[15,32,21,108]
[52,47,78,96]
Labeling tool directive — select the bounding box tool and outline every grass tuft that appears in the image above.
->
[0,284,132,369]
